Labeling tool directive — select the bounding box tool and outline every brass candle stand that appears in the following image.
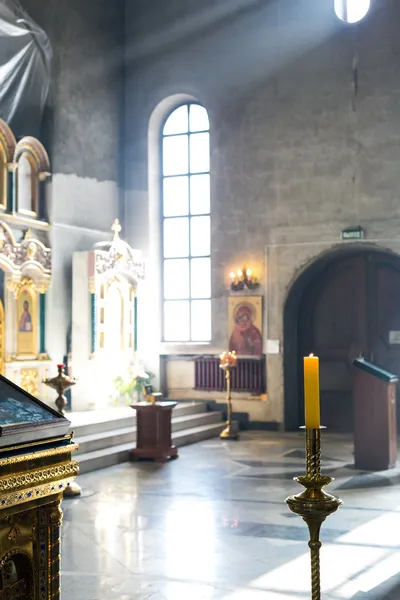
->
[43,363,77,416]
[219,351,239,440]
[286,427,342,600]
[43,364,82,497]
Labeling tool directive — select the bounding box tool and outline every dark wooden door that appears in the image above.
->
[298,252,400,431]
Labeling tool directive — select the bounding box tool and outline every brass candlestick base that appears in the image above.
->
[43,363,77,415]
[220,422,239,440]
[219,351,239,441]
[63,481,82,497]
[286,428,342,600]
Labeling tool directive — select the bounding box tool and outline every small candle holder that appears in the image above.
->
[286,427,342,600]
[219,351,238,440]
[43,364,77,415]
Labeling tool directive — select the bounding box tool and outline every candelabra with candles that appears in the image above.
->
[286,355,342,600]
[229,268,260,291]
[219,351,239,440]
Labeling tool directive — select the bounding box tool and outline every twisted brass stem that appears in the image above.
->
[286,427,342,600]
[306,428,321,480]
[309,540,322,600]
[226,370,231,428]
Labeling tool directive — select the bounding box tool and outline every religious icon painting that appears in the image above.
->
[16,284,37,357]
[228,296,263,356]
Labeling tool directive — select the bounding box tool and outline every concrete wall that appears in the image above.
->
[124,0,400,423]
[21,0,124,362]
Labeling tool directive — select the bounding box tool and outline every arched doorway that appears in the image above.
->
[284,247,400,432]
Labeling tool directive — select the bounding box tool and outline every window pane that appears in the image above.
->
[347,0,370,23]
[190,216,210,257]
[191,258,211,299]
[163,135,188,176]
[334,0,370,23]
[163,176,189,217]
[190,174,210,215]
[164,300,190,341]
[189,133,210,174]
[163,217,189,258]
[189,104,209,132]
[18,155,33,213]
[163,105,188,135]
[191,300,211,341]
[164,259,189,299]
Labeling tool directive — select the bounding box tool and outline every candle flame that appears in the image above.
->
[309,353,314,357]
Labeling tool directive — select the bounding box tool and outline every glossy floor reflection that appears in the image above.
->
[61,432,400,599]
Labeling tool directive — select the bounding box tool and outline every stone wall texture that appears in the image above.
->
[20,0,124,362]
[124,0,400,423]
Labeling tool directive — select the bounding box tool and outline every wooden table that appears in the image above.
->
[130,401,178,461]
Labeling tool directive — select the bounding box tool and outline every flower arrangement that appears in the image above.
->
[219,351,237,369]
[113,366,154,402]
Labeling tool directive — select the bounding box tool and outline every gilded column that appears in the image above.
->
[37,506,49,600]
[48,500,63,600]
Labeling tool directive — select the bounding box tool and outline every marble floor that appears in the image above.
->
[61,432,400,600]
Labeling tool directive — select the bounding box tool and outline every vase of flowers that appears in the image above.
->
[113,366,154,405]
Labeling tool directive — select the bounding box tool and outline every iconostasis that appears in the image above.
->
[72,220,145,410]
[0,119,52,399]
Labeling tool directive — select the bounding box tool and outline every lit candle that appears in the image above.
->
[304,354,320,429]
[229,272,235,280]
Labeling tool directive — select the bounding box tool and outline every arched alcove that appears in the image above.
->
[14,136,51,218]
[283,244,400,431]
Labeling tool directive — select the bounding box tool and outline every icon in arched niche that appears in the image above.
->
[16,282,37,357]
[19,298,32,333]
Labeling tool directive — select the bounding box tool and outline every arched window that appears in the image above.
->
[334,0,370,23]
[161,103,211,342]
[17,154,37,215]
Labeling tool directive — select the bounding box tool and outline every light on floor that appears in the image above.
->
[334,0,371,23]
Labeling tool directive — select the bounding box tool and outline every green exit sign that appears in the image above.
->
[342,227,364,241]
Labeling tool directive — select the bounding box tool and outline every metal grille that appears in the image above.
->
[194,356,266,393]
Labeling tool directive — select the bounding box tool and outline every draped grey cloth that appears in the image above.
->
[0,0,51,138]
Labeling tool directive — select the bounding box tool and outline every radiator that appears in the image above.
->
[194,356,266,393]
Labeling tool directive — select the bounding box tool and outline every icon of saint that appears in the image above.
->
[229,303,262,356]
[19,300,32,332]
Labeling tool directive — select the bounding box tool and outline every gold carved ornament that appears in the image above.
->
[20,369,39,398]
[0,462,80,493]
[0,442,78,468]
[0,463,79,510]
[7,277,49,298]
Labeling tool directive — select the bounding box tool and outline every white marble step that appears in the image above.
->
[68,401,205,438]
[74,411,222,455]
[77,422,224,474]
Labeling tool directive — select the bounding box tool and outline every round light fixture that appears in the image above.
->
[334,0,371,23]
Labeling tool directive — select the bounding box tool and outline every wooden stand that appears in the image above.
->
[130,401,178,461]
[353,357,398,471]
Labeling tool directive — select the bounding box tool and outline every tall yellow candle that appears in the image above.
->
[304,354,320,429]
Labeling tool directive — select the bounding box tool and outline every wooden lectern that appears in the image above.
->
[130,401,178,461]
[353,357,398,471]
